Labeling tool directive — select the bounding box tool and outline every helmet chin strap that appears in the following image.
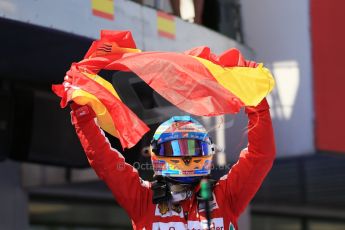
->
[151,176,200,204]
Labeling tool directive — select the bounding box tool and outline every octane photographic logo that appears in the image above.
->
[133,159,232,172]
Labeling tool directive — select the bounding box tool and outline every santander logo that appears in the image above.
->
[152,218,225,230]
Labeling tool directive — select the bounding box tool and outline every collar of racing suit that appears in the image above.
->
[169,183,195,203]
[151,176,199,204]
[151,176,215,204]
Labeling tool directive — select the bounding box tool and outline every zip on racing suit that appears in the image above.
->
[70,98,275,230]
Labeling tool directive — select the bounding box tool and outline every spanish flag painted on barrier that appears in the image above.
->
[91,0,114,20]
[52,30,275,149]
[157,11,176,39]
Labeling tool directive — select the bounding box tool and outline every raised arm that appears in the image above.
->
[70,104,151,221]
[218,98,276,217]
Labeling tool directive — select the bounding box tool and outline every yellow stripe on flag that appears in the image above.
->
[157,11,175,39]
[72,90,119,138]
[91,0,114,20]
[83,72,121,100]
[71,72,122,137]
[193,57,275,106]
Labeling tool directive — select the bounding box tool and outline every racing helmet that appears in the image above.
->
[150,116,215,182]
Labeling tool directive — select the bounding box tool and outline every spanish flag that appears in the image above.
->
[53,30,275,149]
[157,11,176,39]
[91,0,114,20]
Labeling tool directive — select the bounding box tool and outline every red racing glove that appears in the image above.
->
[70,103,96,125]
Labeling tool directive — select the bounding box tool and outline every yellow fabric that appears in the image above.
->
[112,47,141,54]
[91,0,114,15]
[157,17,176,34]
[71,90,119,138]
[83,72,121,100]
[71,73,121,138]
[193,57,275,106]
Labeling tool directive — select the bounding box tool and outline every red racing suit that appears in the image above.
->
[71,99,275,230]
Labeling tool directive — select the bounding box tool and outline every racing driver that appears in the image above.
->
[70,91,275,230]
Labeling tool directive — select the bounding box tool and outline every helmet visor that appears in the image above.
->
[156,139,213,157]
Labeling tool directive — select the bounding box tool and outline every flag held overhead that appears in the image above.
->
[52,30,275,149]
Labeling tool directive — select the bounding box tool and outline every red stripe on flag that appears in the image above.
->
[104,52,244,116]
[158,30,175,39]
[157,11,174,20]
[92,9,114,20]
[68,67,149,148]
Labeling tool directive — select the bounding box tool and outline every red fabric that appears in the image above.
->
[311,0,345,152]
[104,51,244,115]
[183,46,219,64]
[71,98,275,229]
[84,30,136,59]
[53,30,262,149]
[73,32,258,117]
[183,46,258,68]
[54,65,150,149]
